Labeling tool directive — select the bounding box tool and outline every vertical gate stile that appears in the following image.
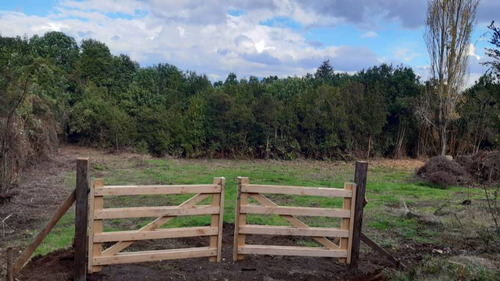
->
[217,177,226,262]
[339,182,352,263]
[233,177,248,261]
[209,177,224,262]
[87,180,96,273]
[90,179,104,273]
[347,183,357,264]
[233,178,241,261]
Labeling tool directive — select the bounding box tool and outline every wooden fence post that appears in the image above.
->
[75,158,89,281]
[349,161,368,271]
[6,247,13,281]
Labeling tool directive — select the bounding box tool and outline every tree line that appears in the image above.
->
[0,28,499,191]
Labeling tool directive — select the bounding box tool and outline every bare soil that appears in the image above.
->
[18,223,391,281]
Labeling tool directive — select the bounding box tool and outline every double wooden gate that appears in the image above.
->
[233,177,357,264]
[87,176,360,271]
[87,177,225,272]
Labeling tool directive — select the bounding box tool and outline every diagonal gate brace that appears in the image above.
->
[101,193,210,256]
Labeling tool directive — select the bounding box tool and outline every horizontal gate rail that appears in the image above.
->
[240,205,351,218]
[94,184,220,196]
[88,177,225,273]
[233,177,357,264]
[238,245,348,258]
[94,205,219,219]
[241,184,352,197]
[239,225,349,237]
[93,226,218,242]
[94,247,217,266]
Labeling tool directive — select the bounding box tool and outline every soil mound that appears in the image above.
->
[417,151,500,187]
[457,151,500,185]
[416,156,470,187]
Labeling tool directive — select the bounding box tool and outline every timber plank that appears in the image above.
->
[95,205,219,219]
[96,184,219,196]
[248,193,340,250]
[239,225,349,237]
[94,247,216,265]
[238,245,347,258]
[101,194,209,256]
[240,205,350,218]
[242,184,351,197]
[94,227,218,242]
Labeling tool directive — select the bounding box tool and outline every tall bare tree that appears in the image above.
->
[424,0,479,155]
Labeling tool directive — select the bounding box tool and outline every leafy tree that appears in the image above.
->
[315,60,334,80]
[424,0,479,155]
[31,31,79,72]
[457,74,500,152]
[1,30,499,167]
[484,21,500,79]
[79,39,113,86]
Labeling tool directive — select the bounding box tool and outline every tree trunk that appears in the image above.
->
[439,122,447,156]
[394,125,406,159]
[265,135,270,159]
[366,134,372,159]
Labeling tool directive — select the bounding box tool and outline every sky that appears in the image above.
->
[0,0,498,85]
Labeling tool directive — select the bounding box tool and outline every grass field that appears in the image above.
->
[16,151,499,280]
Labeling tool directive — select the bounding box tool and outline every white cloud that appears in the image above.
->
[394,48,420,62]
[468,43,481,60]
[361,31,378,38]
[0,0,385,79]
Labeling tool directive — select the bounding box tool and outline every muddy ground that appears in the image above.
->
[18,223,392,281]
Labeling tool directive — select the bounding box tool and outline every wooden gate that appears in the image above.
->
[87,177,225,272]
[233,177,357,263]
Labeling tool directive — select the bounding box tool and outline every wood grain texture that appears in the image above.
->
[209,178,222,262]
[95,184,219,196]
[6,247,13,281]
[101,194,209,256]
[89,179,104,273]
[233,177,248,261]
[216,177,225,262]
[248,193,340,250]
[94,205,219,219]
[239,225,349,237]
[94,227,218,242]
[94,247,216,266]
[238,245,347,258]
[349,161,368,271]
[242,184,351,197]
[240,205,351,218]
[74,158,89,281]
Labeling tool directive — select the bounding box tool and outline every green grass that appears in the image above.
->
[34,213,75,256]
[23,156,499,279]
[385,255,499,281]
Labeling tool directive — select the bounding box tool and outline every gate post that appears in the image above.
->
[349,161,368,271]
[75,158,89,281]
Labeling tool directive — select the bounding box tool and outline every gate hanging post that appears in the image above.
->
[75,158,89,281]
[6,247,14,281]
[349,161,368,271]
